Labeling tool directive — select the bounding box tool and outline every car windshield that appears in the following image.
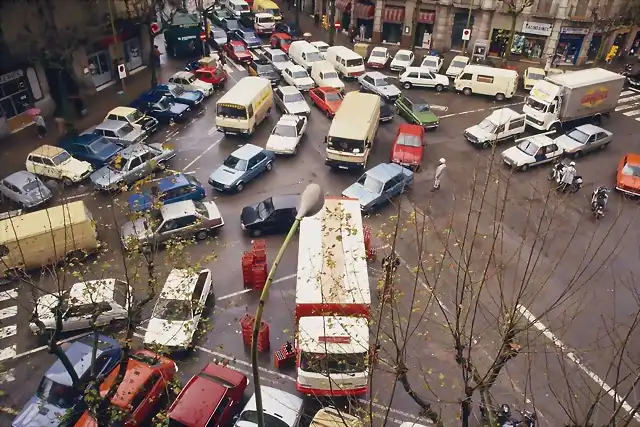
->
[244,32,258,40]
[187,175,202,186]
[52,151,72,165]
[566,129,590,143]
[267,8,281,16]
[223,155,248,171]
[193,200,209,218]
[186,74,198,83]
[217,103,247,119]
[36,377,77,408]
[292,70,308,79]
[306,52,322,62]
[239,410,291,427]
[451,60,467,68]
[357,174,384,194]
[622,163,640,177]
[477,119,497,133]
[397,133,421,147]
[153,298,192,321]
[157,97,171,110]
[273,124,297,137]
[23,179,43,192]
[396,53,410,61]
[198,371,238,388]
[171,86,185,96]
[300,352,367,374]
[528,72,545,80]
[258,15,274,23]
[412,103,431,113]
[88,139,112,154]
[233,45,246,53]
[526,97,548,112]
[257,199,274,219]
[423,59,438,68]
[323,71,338,79]
[325,92,342,102]
[346,58,363,67]
[517,140,540,156]
[118,124,134,135]
[258,65,276,75]
[284,92,304,103]
[272,54,287,62]
[328,136,363,153]
[371,50,386,57]
[126,110,143,122]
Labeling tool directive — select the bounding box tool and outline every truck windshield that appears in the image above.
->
[526,97,548,112]
[328,136,365,153]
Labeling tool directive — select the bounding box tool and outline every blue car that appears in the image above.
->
[58,134,122,169]
[342,162,413,213]
[12,335,122,427]
[232,27,262,49]
[127,173,205,212]
[139,84,204,108]
[209,143,275,193]
[135,96,192,123]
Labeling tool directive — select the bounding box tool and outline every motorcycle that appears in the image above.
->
[480,403,537,427]
[591,186,611,219]
[548,161,583,193]
[622,65,640,88]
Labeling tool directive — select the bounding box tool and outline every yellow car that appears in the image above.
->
[105,106,159,134]
[523,67,546,91]
[25,145,93,186]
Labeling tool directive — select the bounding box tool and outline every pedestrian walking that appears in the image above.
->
[35,114,47,138]
[359,24,366,41]
[349,26,357,44]
[432,158,446,191]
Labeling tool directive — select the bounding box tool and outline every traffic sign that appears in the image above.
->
[117,64,126,80]
[462,28,471,41]
[150,22,161,35]
[200,32,206,40]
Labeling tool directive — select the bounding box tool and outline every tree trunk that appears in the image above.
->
[328,0,336,45]
[56,69,77,137]
[49,336,80,385]
[397,359,443,427]
[505,13,518,59]
[150,34,159,88]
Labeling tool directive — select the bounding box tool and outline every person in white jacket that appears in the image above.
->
[432,158,446,190]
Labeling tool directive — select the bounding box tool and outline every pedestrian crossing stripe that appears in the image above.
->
[617,94,640,103]
[623,109,640,116]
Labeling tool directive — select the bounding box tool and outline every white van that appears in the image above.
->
[224,0,250,18]
[311,61,345,92]
[454,65,518,101]
[288,40,323,72]
[325,45,365,79]
[253,12,275,34]
[216,76,273,136]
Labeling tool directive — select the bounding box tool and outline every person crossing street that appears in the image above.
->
[432,158,446,191]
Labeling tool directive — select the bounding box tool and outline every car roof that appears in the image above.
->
[68,279,119,305]
[395,49,413,55]
[4,170,39,186]
[96,120,130,131]
[159,268,205,299]
[270,194,299,209]
[487,108,521,124]
[286,64,306,72]
[173,71,195,79]
[525,134,554,146]
[277,115,302,126]
[120,144,153,158]
[574,124,603,134]
[109,106,136,115]
[159,174,190,191]
[102,357,154,407]
[280,85,302,94]
[265,47,286,55]
[364,71,387,79]
[232,143,263,159]
[29,144,66,158]
[46,335,119,386]
[366,163,404,182]
[62,133,104,146]
[160,200,199,220]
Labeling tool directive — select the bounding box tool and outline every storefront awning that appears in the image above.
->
[417,10,435,24]
[383,6,404,23]
[336,0,352,12]
[354,2,375,19]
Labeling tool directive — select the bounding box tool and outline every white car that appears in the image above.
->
[420,55,443,73]
[399,67,449,92]
[234,386,303,427]
[367,46,390,69]
[25,144,93,186]
[29,279,131,335]
[445,55,470,78]
[390,49,414,72]
[282,65,315,91]
[266,114,308,155]
[262,47,295,73]
[310,41,330,58]
[501,134,572,171]
[144,268,213,350]
[169,71,214,96]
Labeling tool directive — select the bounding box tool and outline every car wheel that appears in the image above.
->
[574,150,582,158]
[482,141,490,149]
[266,162,273,171]
[62,177,74,187]
[495,93,506,101]
[463,87,472,96]
[236,182,245,192]
[293,146,298,155]
[403,82,412,90]
[251,228,262,237]
[520,164,529,172]
[435,84,444,92]
[196,230,208,241]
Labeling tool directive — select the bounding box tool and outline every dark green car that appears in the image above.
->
[395,95,439,129]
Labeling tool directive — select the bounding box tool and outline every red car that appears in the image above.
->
[73,350,177,427]
[309,87,343,117]
[270,32,293,53]
[616,153,640,196]
[195,66,227,89]
[390,123,426,170]
[167,363,248,427]
[223,41,252,64]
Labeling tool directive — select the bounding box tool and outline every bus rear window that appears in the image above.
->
[327,136,364,153]
[346,58,363,67]
[217,103,247,119]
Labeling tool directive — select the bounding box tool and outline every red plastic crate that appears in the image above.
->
[253,249,267,265]
[252,264,267,290]
[239,314,270,352]
[242,252,255,288]
[257,321,270,352]
[252,239,266,251]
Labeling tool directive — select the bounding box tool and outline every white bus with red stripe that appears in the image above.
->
[295,197,371,396]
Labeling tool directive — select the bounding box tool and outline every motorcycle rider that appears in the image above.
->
[558,161,577,193]
[591,187,610,215]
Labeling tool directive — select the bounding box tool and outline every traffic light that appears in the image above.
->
[321,15,328,30]
[606,45,619,63]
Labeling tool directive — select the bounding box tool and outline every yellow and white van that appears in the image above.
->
[252,0,281,21]
[454,64,519,101]
[325,45,365,79]
[215,76,273,136]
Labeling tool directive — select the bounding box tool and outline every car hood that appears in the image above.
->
[287,100,311,114]
[323,78,344,90]
[465,125,494,142]
[192,79,213,91]
[120,218,152,246]
[273,61,294,71]
[169,102,191,115]
[266,135,298,152]
[391,58,411,67]
[58,158,93,177]
[96,144,122,162]
[127,192,153,212]
[553,134,582,152]
[236,51,252,59]
[392,144,422,165]
[378,84,401,97]
[368,56,387,64]
[144,317,194,348]
[414,110,439,124]
[209,166,244,185]
[90,166,123,187]
[294,77,315,87]
[13,395,68,427]
[501,147,533,166]
[342,184,378,207]
[240,205,260,226]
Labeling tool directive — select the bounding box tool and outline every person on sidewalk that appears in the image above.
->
[359,24,366,41]
[349,26,357,44]
[432,158,446,191]
[35,114,47,138]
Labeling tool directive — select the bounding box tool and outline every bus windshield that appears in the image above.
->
[327,136,365,153]
[217,103,247,119]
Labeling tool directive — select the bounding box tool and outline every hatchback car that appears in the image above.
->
[142,84,204,107]
[25,145,93,186]
[120,200,224,251]
[616,153,640,196]
[358,71,401,102]
[367,46,390,68]
[12,335,121,427]
[83,119,146,146]
[208,144,276,193]
[266,115,308,155]
[270,32,293,53]
[105,106,159,134]
[274,86,311,116]
[136,96,192,123]
[169,70,215,97]
[390,49,414,72]
[223,40,252,63]
[553,124,612,157]
[168,363,248,427]
[395,95,440,129]
[261,47,294,73]
[342,163,414,213]
[235,387,303,427]
[58,134,122,169]
[210,25,228,48]
[445,55,470,78]
[390,124,426,170]
[127,173,205,213]
[90,143,176,192]
[399,67,449,92]
[231,27,261,48]
[282,65,315,91]
[248,58,281,85]
[241,194,299,237]
[309,86,343,117]
[0,171,52,208]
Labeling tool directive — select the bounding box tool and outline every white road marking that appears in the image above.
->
[218,288,251,301]
[0,345,16,362]
[623,109,640,116]
[183,133,224,170]
[617,94,640,103]
[620,90,636,97]
[0,369,15,383]
[223,64,235,74]
[0,306,17,320]
[429,105,448,112]
[0,325,17,340]
[10,331,92,360]
[517,305,640,423]
[614,103,640,111]
[439,101,525,119]
[272,273,296,284]
[0,290,18,302]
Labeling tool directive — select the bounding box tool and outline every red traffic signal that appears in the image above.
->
[150,22,160,35]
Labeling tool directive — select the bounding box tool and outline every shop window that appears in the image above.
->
[511,34,545,59]
[476,75,494,84]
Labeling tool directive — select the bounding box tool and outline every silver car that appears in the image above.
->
[274,86,311,116]
[553,124,613,157]
[261,48,294,73]
[90,143,176,192]
[0,171,52,209]
[83,120,147,146]
[120,200,224,251]
[358,71,401,102]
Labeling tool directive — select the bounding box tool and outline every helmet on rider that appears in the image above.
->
[570,161,576,166]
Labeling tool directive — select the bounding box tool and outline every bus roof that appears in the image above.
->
[328,92,380,141]
[217,76,271,107]
[298,316,369,353]
[296,197,370,311]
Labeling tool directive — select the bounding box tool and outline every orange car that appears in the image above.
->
[74,350,177,427]
[616,153,640,196]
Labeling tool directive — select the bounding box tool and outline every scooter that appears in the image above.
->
[548,161,582,193]
[591,186,611,219]
[480,404,537,427]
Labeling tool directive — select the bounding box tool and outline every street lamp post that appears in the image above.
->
[250,184,324,427]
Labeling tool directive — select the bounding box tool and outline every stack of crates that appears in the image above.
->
[240,240,269,290]
[241,251,255,289]
[240,313,270,352]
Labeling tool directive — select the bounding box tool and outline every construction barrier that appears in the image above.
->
[240,313,270,352]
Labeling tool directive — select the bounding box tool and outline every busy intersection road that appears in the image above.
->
[1,41,640,427]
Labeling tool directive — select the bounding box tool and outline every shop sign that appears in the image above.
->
[522,21,552,36]
[0,70,24,85]
[561,27,590,35]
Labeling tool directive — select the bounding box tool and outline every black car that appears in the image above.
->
[240,195,300,237]
[380,102,395,123]
[238,13,255,29]
[274,22,301,37]
[247,58,280,86]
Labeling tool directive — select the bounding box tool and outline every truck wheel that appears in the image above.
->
[463,87,472,96]
[403,82,412,90]
[435,84,444,92]
[550,123,560,134]
[495,93,506,101]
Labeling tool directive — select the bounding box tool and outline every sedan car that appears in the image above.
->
[501,134,571,171]
[136,96,192,123]
[120,200,224,251]
[270,32,293,53]
[210,25,228,49]
[83,119,146,147]
[210,9,238,32]
[266,114,308,155]
[358,71,401,102]
[142,83,204,107]
[25,145,93,186]
[105,106,159,134]
[12,335,121,427]
[58,134,122,169]
[390,49,414,72]
[167,363,248,427]
[274,21,301,37]
[29,279,131,335]
[274,85,311,116]
[309,86,343,117]
[616,153,640,196]
[223,40,252,63]
[261,47,294,73]
[445,55,470,78]
[247,57,281,86]
[0,171,51,208]
[241,194,299,237]
[90,143,176,192]
[342,163,414,213]
[128,173,205,213]
[169,70,214,96]
[391,124,426,170]
[282,65,315,91]
[395,95,439,129]
[209,144,275,193]
[553,124,612,157]
[235,387,303,427]
[194,66,227,88]
[420,55,443,73]
[367,46,390,68]
[399,66,449,92]
[231,27,261,49]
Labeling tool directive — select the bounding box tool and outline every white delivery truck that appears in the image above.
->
[523,68,624,132]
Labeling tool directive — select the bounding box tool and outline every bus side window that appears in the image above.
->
[247,104,254,118]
